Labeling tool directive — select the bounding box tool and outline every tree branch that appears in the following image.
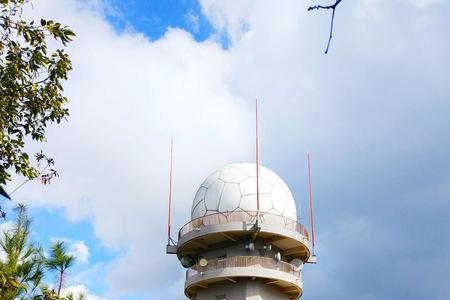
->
[308,0,342,54]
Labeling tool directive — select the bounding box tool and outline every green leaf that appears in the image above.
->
[0,0,75,185]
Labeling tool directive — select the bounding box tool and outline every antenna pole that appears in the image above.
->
[167,138,174,245]
[255,99,260,221]
[307,153,316,255]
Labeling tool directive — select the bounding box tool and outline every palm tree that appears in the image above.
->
[45,241,75,296]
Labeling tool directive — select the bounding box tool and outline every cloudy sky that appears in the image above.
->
[3,0,450,299]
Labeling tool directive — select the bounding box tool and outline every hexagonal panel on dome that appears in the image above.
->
[204,180,225,211]
[192,199,207,218]
[201,171,220,188]
[229,163,254,176]
[239,194,257,212]
[260,168,283,185]
[192,186,207,211]
[219,183,241,212]
[240,176,271,195]
[271,184,288,214]
[259,194,273,212]
[219,166,248,183]
[284,195,297,217]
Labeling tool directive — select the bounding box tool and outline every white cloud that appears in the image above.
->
[6,0,450,299]
[62,285,104,300]
[199,0,255,44]
[185,10,200,33]
[72,240,90,264]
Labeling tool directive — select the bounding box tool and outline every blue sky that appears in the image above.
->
[104,0,214,42]
[3,0,450,299]
[30,207,113,296]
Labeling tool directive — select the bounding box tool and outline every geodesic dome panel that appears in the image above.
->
[191,163,298,220]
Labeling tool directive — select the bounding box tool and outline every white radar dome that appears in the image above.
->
[191,163,298,221]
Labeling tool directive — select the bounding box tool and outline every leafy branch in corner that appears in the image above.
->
[308,0,342,54]
[0,151,58,220]
[0,0,75,186]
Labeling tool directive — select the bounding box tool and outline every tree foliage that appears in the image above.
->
[45,241,74,296]
[0,205,44,299]
[0,0,75,185]
[0,205,83,300]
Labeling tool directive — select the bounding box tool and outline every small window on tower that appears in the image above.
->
[216,295,226,300]
[217,255,227,268]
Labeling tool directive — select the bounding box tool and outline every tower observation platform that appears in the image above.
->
[167,163,316,300]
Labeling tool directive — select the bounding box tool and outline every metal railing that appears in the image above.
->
[186,256,302,281]
[178,211,309,240]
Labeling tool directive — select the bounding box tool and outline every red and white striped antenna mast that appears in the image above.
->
[167,138,175,246]
[255,99,260,222]
[307,153,316,256]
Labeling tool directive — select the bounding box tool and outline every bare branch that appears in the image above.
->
[308,0,342,54]
[9,151,58,196]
